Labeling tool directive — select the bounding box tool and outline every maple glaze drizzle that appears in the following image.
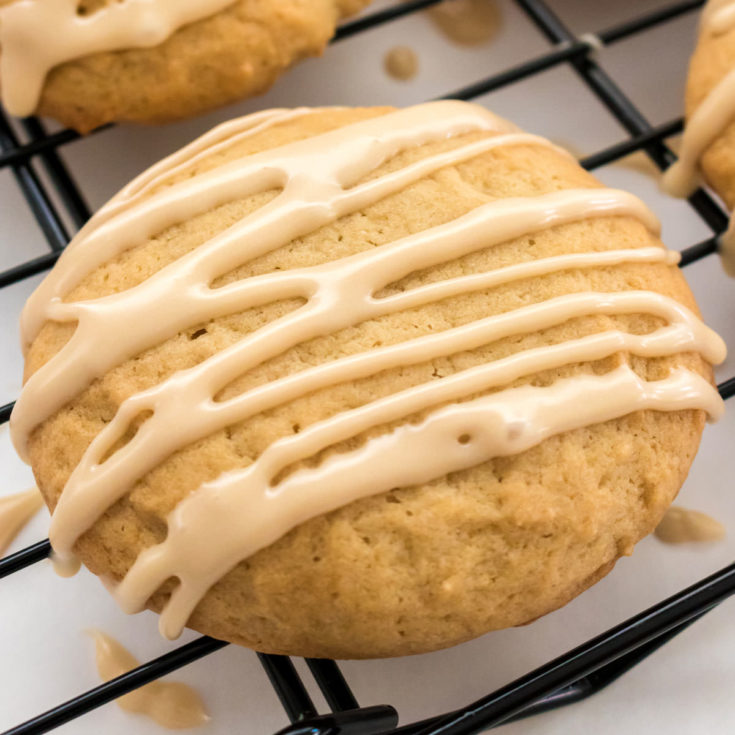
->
[10,101,726,639]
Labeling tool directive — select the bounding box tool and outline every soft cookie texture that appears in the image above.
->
[0,0,370,132]
[25,106,713,658]
[686,0,735,207]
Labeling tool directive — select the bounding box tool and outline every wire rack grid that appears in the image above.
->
[0,0,734,733]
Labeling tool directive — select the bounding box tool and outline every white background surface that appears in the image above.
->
[1,1,734,733]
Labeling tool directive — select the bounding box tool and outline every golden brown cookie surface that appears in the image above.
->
[19,104,721,659]
[0,0,370,132]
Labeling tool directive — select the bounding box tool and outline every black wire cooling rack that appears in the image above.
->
[1,0,735,733]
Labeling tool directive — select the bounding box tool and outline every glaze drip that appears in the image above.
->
[10,101,726,639]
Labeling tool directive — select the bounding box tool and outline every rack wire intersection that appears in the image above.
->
[1,1,733,733]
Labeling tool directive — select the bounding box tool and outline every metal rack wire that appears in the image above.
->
[1,0,734,733]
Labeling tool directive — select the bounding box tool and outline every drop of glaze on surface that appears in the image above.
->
[384,46,419,81]
[0,487,43,557]
[427,0,501,45]
[654,506,726,544]
[89,630,210,729]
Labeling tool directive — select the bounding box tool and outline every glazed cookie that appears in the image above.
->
[663,0,735,274]
[12,102,725,659]
[0,0,370,132]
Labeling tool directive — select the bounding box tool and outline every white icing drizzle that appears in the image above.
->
[9,101,726,640]
[662,0,735,276]
[0,0,238,117]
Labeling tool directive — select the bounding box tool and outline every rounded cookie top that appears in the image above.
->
[14,102,724,658]
[0,0,370,131]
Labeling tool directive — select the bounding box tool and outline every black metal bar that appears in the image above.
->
[333,0,444,42]
[0,250,60,288]
[0,539,51,578]
[0,113,69,251]
[684,188,729,237]
[597,0,704,45]
[390,608,713,735]
[437,42,589,102]
[258,654,318,722]
[0,2,732,734]
[20,118,91,229]
[0,401,14,424]
[516,0,728,236]
[500,607,713,725]
[0,129,81,170]
[408,562,735,734]
[580,119,684,171]
[1,636,228,735]
[273,705,399,735]
[438,0,706,106]
[306,659,360,712]
[718,376,735,400]
[679,236,719,267]
[517,0,666,140]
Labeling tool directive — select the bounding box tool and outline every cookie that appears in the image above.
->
[0,0,370,132]
[12,102,725,658]
[663,0,735,274]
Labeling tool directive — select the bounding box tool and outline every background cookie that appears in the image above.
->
[680,0,735,206]
[18,104,721,659]
[0,0,371,132]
